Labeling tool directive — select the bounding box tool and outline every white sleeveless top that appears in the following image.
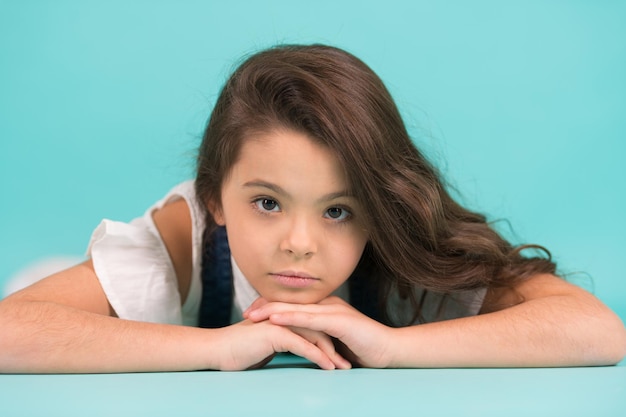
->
[86,181,486,327]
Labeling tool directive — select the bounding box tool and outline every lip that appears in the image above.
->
[270,271,319,288]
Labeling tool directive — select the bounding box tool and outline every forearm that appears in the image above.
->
[0,299,219,373]
[387,294,626,368]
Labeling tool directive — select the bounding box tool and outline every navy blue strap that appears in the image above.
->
[198,226,233,328]
[198,227,382,327]
[348,260,383,323]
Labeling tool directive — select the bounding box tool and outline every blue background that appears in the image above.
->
[1,1,624,321]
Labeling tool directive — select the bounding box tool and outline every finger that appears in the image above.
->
[270,311,347,339]
[290,327,352,370]
[272,327,337,370]
[248,301,344,322]
[246,301,305,321]
[242,297,270,319]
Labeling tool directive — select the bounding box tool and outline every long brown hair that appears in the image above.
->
[196,44,556,323]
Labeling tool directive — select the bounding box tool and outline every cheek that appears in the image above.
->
[331,232,368,275]
[224,216,276,272]
[226,219,264,255]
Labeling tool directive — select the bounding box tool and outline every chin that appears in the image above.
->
[266,291,327,305]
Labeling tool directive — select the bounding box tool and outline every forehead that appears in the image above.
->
[230,129,348,195]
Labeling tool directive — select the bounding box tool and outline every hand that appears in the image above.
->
[245,296,394,368]
[212,318,351,371]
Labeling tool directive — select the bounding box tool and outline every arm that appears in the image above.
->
[247,274,626,367]
[0,201,347,373]
[0,260,216,373]
[388,274,626,367]
[0,266,343,372]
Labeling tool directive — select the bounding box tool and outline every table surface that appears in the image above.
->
[1,355,625,417]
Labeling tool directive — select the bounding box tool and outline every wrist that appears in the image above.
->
[380,326,402,368]
[172,326,230,371]
[203,326,236,371]
[382,325,426,368]
[363,324,404,369]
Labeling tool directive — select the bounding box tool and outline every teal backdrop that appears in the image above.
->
[1,1,625,322]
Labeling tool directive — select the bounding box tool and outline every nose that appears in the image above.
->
[280,215,317,258]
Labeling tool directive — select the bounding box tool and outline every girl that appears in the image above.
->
[1,44,624,372]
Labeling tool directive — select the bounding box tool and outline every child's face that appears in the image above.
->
[211,129,369,304]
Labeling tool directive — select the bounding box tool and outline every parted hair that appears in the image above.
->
[196,44,556,323]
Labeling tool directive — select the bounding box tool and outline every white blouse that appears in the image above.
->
[86,181,486,327]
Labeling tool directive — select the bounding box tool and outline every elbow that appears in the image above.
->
[0,301,20,372]
[591,309,626,366]
[608,319,626,365]
[0,297,46,373]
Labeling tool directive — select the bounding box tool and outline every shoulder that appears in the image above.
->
[152,199,193,249]
[152,181,205,303]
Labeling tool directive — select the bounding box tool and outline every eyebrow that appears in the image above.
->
[242,180,354,203]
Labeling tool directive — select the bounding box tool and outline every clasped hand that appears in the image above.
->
[215,296,392,371]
